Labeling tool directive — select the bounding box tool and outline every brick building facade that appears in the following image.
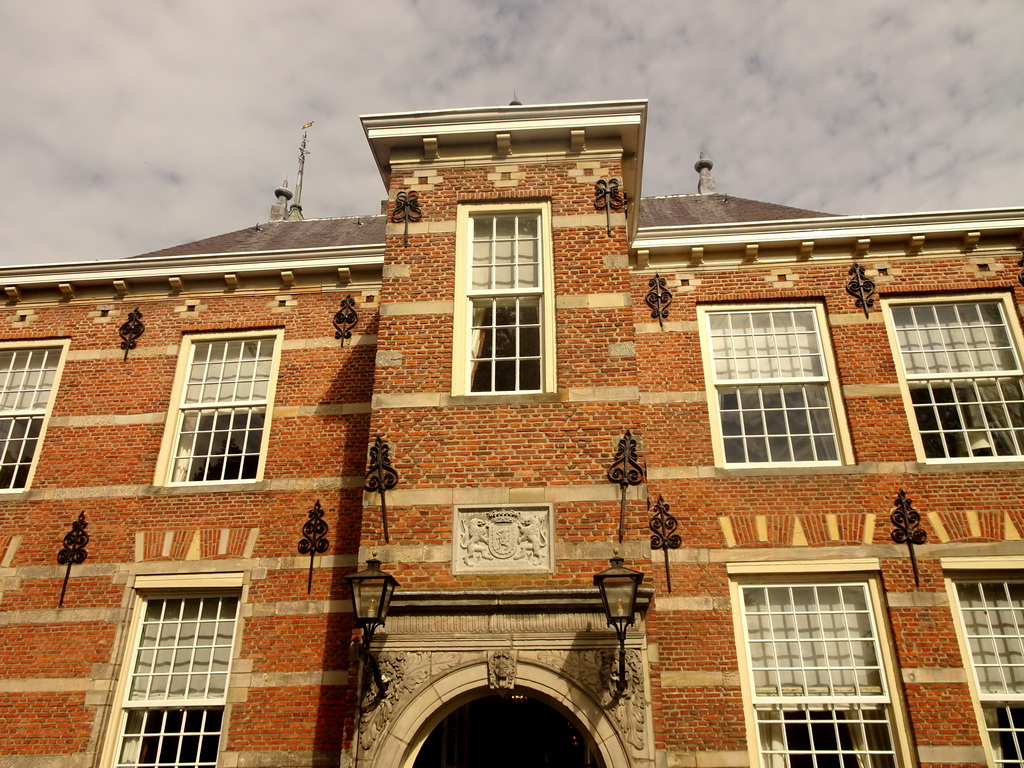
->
[2,99,1024,768]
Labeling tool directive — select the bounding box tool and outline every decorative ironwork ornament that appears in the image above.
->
[1018,255,1024,288]
[649,495,681,592]
[365,436,400,542]
[594,178,626,236]
[298,499,330,594]
[845,263,876,319]
[333,294,359,344]
[644,274,673,327]
[607,429,645,542]
[890,489,927,586]
[118,307,145,360]
[390,190,422,247]
[57,512,89,607]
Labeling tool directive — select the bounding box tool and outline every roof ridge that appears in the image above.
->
[271,213,385,223]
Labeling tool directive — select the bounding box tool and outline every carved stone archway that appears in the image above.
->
[354,588,655,768]
[361,657,646,768]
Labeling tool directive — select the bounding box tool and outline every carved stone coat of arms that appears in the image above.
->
[454,507,551,573]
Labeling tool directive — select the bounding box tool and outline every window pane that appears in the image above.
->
[755,707,896,767]
[469,298,543,394]
[708,309,826,383]
[908,379,1024,459]
[742,584,885,699]
[128,597,238,705]
[745,585,896,765]
[172,407,266,484]
[718,385,838,465]
[895,301,1020,379]
[116,707,224,768]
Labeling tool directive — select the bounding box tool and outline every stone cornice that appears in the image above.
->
[632,207,1024,269]
[0,244,385,304]
[391,587,654,615]
[361,100,647,238]
[361,100,647,161]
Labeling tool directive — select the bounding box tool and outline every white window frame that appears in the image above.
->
[451,202,556,396]
[882,293,1024,463]
[106,574,244,768]
[697,304,853,468]
[947,566,1024,767]
[154,330,284,487]
[729,568,914,767]
[0,339,70,493]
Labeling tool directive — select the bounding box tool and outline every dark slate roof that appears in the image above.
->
[133,216,386,259]
[638,194,833,228]
[133,194,833,259]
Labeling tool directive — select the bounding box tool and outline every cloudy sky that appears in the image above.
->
[2,1,1022,265]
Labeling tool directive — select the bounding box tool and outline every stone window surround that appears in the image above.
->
[944,557,1024,768]
[451,200,557,396]
[152,329,285,488]
[727,564,917,767]
[696,302,855,469]
[881,291,1024,465]
[0,338,70,494]
[98,572,246,768]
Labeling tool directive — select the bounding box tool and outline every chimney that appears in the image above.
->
[270,184,293,221]
[695,153,716,195]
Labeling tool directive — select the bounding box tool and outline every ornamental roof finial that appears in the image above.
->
[695,152,716,195]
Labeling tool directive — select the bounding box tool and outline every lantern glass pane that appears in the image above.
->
[603,576,637,619]
[354,578,385,621]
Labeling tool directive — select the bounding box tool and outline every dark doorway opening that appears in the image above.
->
[412,694,599,768]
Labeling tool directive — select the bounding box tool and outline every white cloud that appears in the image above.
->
[0,0,1021,264]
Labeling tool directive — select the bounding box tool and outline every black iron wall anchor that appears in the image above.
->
[845,263,877,319]
[297,499,330,594]
[333,294,359,344]
[118,307,145,360]
[364,436,400,543]
[890,489,927,586]
[648,495,681,592]
[1017,254,1024,287]
[594,178,626,236]
[606,429,645,542]
[57,512,89,607]
[390,190,422,247]
[644,273,673,328]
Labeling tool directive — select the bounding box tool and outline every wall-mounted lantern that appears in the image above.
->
[345,553,399,696]
[594,551,644,690]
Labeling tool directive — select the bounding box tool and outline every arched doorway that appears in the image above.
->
[411,694,599,768]
[364,658,642,768]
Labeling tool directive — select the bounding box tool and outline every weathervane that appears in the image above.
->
[288,122,313,220]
